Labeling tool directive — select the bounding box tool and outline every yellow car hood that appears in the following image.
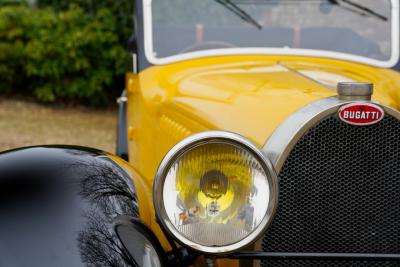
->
[130,56,400,257]
[138,55,400,146]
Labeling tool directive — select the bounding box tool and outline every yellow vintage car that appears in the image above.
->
[2,0,400,267]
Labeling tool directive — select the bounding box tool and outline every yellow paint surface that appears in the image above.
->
[123,55,400,265]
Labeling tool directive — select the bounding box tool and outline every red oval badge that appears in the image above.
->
[338,103,384,126]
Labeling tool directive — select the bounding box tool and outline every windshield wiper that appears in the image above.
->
[329,0,388,21]
[215,0,263,30]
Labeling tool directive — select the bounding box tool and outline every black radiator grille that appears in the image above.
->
[262,114,400,267]
[263,259,400,267]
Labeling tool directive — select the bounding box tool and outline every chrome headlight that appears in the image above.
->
[153,131,278,254]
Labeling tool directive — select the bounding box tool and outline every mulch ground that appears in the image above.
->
[0,98,117,153]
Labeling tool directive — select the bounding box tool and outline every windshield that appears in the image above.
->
[146,0,398,66]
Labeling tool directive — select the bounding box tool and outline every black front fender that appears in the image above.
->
[0,146,164,267]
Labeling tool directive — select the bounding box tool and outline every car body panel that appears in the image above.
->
[126,55,400,191]
[0,146,141,267]
[109,153,171,251]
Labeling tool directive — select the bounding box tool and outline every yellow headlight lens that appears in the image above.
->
[159,137,275,250]
[176,144,253,221]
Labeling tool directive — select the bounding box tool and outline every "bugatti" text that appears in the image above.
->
[342,111,380,120]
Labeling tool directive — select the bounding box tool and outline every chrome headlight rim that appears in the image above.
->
[153,131,279,254]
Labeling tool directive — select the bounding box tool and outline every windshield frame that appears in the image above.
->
[143,0,400,68]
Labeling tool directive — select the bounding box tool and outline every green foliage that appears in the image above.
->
[38,0,134,44]
[0,2,133,105]
[0,0,27,5]
[0,6,28,93]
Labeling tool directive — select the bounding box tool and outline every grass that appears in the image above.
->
[0,98,117,153]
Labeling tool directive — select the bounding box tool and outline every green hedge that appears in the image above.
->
[0,3,133,105]
[38,0,134,45]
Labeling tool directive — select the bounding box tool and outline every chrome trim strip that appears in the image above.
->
[262,97,343,173]
[153,131,279,254]
[279,63,335,92]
